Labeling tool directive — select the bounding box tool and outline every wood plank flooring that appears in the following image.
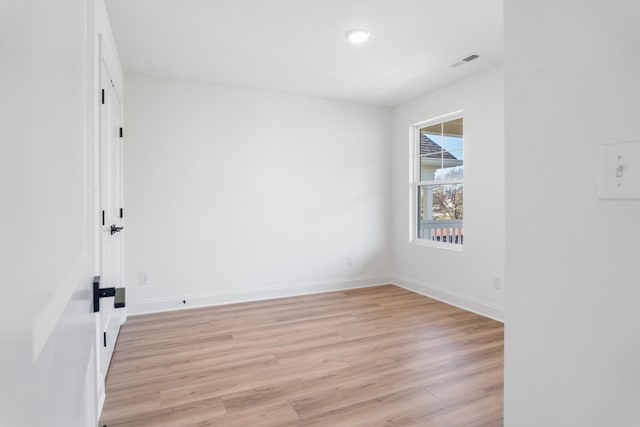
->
[100,285,504,427]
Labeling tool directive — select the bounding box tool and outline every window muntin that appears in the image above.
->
[415,115,464,246]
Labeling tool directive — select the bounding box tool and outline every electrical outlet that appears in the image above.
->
[139,272,150,285]
[347,256,353,268]
[493,275,502,290]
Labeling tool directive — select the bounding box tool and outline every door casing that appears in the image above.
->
[95,37,126,407]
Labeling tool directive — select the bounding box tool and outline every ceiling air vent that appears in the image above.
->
[449,54,480,68]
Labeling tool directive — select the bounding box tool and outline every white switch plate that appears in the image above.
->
[599,140,640,200]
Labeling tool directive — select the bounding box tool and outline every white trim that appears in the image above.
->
[84,344,99,427]
[410,238,464,251]
[391,274,504,322]
[96,375,106,419]
[128,275,391,316]
[412,110,464,129]
[417,179,464,186]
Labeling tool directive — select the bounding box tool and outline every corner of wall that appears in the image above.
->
[390,274,504,322]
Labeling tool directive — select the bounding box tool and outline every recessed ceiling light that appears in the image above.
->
[346,29,370,44]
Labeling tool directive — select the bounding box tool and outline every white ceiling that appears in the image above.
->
[105,0,504,106]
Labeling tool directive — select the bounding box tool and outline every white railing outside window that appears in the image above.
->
[418,219,463,245]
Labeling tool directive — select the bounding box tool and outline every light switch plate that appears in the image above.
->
[599,140,640,200]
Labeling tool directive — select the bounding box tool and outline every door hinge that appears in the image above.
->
[103,331,107,348]
[120,208,124,218]
[101,89,105,105]
[102,210,105,226]
[119,127,123,138]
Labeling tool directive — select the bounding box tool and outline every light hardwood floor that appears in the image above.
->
[100,285,503,427]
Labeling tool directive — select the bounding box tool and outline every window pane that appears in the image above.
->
[434,165,464,180]
[420,124,443,168]
[442,117,463,138]
[446,149,463,161]
[418,185,425,221]
[420,184,463,220]
[417,184,464,244]
[441,117,463,159]
[420,118,463,168]
[420,155,441,181]
[434,149,463,180]
[420,136,442,155]
[441,135,463,153]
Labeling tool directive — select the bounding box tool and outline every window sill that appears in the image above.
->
[410,239,464,252]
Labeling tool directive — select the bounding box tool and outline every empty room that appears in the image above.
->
[2,0,639,426]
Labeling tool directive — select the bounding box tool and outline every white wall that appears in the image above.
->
[504,1,640,426]
[123,75,391,313]
[390,66,505,320]
[0,0,109,425]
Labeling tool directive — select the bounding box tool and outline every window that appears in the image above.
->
[413,112,464,247]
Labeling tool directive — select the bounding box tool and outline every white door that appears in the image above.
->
[97,57,125,386]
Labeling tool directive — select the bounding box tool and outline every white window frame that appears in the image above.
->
[410,110,464,251]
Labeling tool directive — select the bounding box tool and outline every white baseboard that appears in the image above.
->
[96,381,105,422]
[127,275,391,316]
[391,274,504,322]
